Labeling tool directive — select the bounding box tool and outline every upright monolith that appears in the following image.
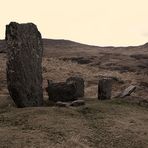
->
[6,22,43,107]
[98,78,112,100]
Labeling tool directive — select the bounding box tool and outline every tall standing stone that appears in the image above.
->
[98,78,112,100]
[6,22,43,107]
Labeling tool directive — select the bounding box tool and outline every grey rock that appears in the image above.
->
[66,76,84,98]
[46,76,84,102]
[98,78,112,100]
[70,100,85,107]
[6,22,43,107]
[46,80,77,102]
[120,85,136,98]
[56,101,69,107]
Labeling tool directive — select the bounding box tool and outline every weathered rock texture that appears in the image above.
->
[46,77,84,102]
[46,80,77,102]
[55,101,69,107]
[6,22,43,107]
[66,76,84,98]
[120,85,136,98]
[70,100,85,107]
[98,78,112,100]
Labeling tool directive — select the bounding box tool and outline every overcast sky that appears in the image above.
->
[0,0,148,46]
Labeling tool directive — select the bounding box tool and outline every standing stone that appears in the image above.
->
[46,80,77,102]
[66,76,84,98]
[98,78,112,100]
[6,22,43,107]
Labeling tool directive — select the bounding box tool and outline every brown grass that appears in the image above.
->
[0,39,148,147]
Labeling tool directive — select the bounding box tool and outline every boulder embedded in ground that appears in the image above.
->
[6,22,43,107]
[98,78,112,100]
[46,80,77,102]
[70,100,85,107]
[56,101,69,107]
[66,76,84,97]
[120,85,136,98]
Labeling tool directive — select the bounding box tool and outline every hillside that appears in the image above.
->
[0,39,147,147]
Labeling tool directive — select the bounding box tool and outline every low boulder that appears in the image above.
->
[46,80,77,102]
[120,85,136,98]
[70,100,85,107]
[66,76,84,98]
[55,101,69,107]
[46,76,84,102]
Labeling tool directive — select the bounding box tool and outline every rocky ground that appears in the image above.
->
[0,39,148,148]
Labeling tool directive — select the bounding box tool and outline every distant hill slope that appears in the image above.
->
[1,38,148,76]
[42,39,148,57]
[43,39,85,48]
[0,38,148,54]
[0,39,94,54]
[42,39,148,76]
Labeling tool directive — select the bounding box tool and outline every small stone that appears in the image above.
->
[56,101,69,107]
[70,100,85,107]
[120,85,136,98]
[98,78,112,100]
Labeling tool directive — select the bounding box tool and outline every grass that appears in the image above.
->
[0,52,148,147]
[0,97,147,147]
